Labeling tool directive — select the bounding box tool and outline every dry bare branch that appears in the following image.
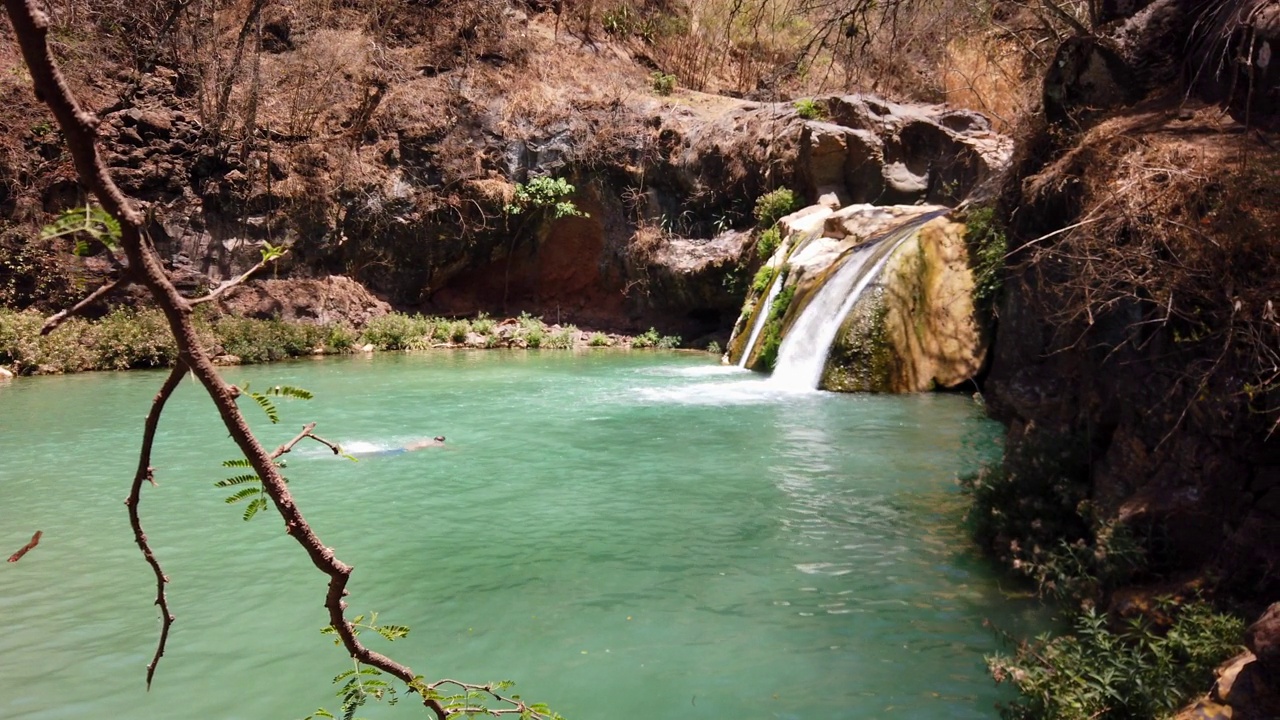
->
[7,531,42,563]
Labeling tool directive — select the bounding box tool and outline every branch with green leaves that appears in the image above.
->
[36,202,289,334]
[1,3,560,719]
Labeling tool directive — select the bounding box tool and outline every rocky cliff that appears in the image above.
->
[982,0,1280,614]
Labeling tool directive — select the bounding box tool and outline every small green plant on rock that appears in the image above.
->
[756,226,782,259]
[631,327,661,348]
[751,265,775,293]
[504,176,586,219]
[588,332,612,347]
[545,325,578,349]
[965,206,1008,308]
[650,71,677,96]
[754,188,799,228]
[794,98,825,120]
[756,281,796,369]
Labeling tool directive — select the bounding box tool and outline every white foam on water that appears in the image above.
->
[638,364,751,378]
[633,378,815,406]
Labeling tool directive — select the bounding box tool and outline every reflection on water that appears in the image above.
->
[0,351,1041,720]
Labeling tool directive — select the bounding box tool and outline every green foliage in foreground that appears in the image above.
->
[989,602,1244,720]
[753,188,800,228]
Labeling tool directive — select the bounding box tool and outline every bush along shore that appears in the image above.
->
[0,308,685,375]
[960,433,1251,720]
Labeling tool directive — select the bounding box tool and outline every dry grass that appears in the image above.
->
[942,35,1034,133]
[1017,103,1280,435]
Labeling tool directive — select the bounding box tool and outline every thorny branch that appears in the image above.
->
[270,422,344,459]
[1,3,551,718]
[126,361,185,688]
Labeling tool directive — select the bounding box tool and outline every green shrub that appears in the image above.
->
[989,602,1244,720]
[756,225,783,260]
[517,313,547,348]
[706,340,721,354]
[650,71,677,96]
[753,188,799,227]
[545,325,577,349]
[0,309,94,374]
[794,98,825,120]
[656,334,681,349]
[587,332,611,347]
[325,324,360,352]
[448,319,471,343]
[961,432,1146,602]
[966,206,1008,307]
[751,265,775,294]
[361,313,431,350]
[87,308,177,370]
[504,177,584,219]
[631,327,661,348]
[214,316,326,364]
[471,312,496,336]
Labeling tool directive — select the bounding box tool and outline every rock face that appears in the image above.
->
[215,275,391,327]
[985,1,1280,605]
[13,51,1006,339]
[824,216,986,392]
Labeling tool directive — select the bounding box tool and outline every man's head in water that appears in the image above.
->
[404,436,446,451]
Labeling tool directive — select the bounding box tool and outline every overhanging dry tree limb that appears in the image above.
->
[40,272,133,335]
[2,3,548,718]
[188,250,288,306]
[127,361,185,688]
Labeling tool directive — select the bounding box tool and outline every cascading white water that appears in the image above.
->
[769,213,945,391]
[736,269,786,368]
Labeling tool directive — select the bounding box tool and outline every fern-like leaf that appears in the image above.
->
[41,205,121,250]
[249,392,280,423]
[224,486,261,504]
[375,625,410,642]
[266,385,314,400]
[215,474,261,488]
[243,496,267,521]
[222,458,254,468]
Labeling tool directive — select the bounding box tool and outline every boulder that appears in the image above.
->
[1247,603,1280,665]
[217,275,391,327]
[0,366,13,380]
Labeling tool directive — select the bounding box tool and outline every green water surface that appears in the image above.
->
[0,351,1038,719]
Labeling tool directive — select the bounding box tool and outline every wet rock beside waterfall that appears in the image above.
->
[823,216,986,392]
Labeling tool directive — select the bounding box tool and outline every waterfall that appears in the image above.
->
[736,270,786,368]
[769,212,945,391]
